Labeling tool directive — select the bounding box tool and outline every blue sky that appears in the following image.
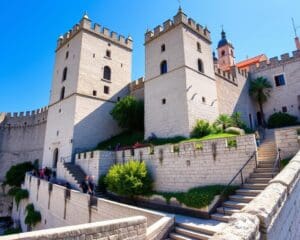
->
[0,0,299,112]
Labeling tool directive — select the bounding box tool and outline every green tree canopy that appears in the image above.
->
[110,96,144,132]
[249,77,272,126]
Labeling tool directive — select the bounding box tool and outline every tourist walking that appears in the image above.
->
[88,176,95,196]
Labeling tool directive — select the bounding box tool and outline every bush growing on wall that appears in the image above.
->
[191,120,211,138]
[267,112,299,128]
[8,187,29,208]
[110,96,144,132]
[25,203,41,228]
[5,162,34,187]
[105,160,153,197]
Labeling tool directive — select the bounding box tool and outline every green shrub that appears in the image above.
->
[25,203,41,228]
[227,138,237,148]
[5,162,34,187]
[280,158,292,170]
[97,175,107,194]
[4,227,22,235]
[267,112,298,128]
[105,160,153,197]
[110,96,144,132]
[214,114,233,130]
[8,187,29,207]
[157,185,237,209]
[211,124,223,134]
[191,120,211,138]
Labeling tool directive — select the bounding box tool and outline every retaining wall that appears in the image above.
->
[1,216,147,240]
[212,150,300,240]
[116,134,257,192]
[12,174,173,237]
[275,126,300,159]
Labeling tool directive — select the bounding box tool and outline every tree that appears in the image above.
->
[249,77,272,127]
[231,112,246,129]
[110,96,144,132]
[214,114,233,130]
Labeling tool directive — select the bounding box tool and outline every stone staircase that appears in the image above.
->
[168,130,279,239]
[63,162,86,189]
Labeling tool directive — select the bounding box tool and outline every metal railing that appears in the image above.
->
[272,148,282,178]
[219,151,257,214]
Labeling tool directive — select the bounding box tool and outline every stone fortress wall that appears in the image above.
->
[274,125,300,159]
[212,149,300,240]
[0,107,48,181]
[73,134,257,192]
[11,174,173,239]
[249,50,300,121]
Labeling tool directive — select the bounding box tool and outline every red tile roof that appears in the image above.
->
[236,54,267,68]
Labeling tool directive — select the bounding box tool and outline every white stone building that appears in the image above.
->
[0,9,300,175]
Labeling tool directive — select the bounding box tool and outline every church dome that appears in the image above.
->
[218,30,233,48]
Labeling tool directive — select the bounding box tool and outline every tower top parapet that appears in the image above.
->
[145,8,211,44]
[56,15,133,51]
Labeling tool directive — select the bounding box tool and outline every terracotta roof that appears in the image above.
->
[236,54,267,68]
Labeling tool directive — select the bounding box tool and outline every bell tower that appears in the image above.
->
[217,29,235,70]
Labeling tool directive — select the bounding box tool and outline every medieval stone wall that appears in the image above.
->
[212,150,300,240]
[3,216,147,240]
[274,125,300,159]
[0,108,47,181]
[12,174,170,234]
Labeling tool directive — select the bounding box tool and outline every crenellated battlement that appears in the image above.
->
[145,9,211,44]
[129,77,145,91]
[56,15,133,51]
[249,50,300,72]
[214,66,237,85]
[0,106,48,129]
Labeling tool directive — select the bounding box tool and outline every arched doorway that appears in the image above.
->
[53,148,59,169]
[257,112,262,126]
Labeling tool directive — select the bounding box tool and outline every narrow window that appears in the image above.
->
[93,90,97,96]
[104,86,110,94]
[160,60,168,75]
[161,44,166,52]
[202,97,206,103]
[197,42,201,52]
[117,97,121,101]
[65,51,69,59]
[198,59,204,73]
[60,87,65,100]
[221,50,225,56]
[103,66,111,80]
[62,67,68,81]
[106,50,111,58]
[274,74,285,86]
[162,98,166,104]
[282,106,288,113]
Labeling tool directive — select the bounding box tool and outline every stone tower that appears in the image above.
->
[42,14,132,169]
[144,8,219,138]
[217,29,235,70]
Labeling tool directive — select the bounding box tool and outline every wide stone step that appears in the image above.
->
[242,183,268,190]
[247,177,271,183]
[223,201,246,209]
[217,207,240,215]
[254,168,276,173]
[257,163,274,168]
[169,233,195,240]
[176,223,216,236]
[210,213,230,223]
[236,189,261,196]
[229,195,255,203]
[175,227,211,240]
[250,172,274,178]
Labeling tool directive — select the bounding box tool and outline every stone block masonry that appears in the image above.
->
[0,108,48,181]
[2,216,147,240]
[11,174,173,238]
[116,134,257,192]
[212,149,300,240]
[275,126,300,159]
